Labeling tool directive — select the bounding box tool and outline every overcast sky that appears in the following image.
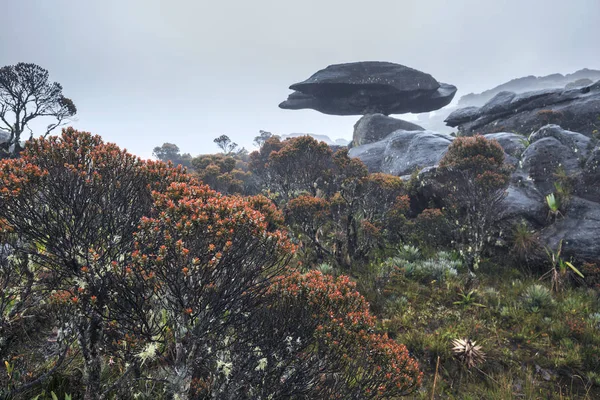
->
[2,0,599,158]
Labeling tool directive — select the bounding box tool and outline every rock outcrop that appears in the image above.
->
[348,124,600,262]
[348,129,453,176]
[458,68,600,107]
[280,62,457,116]
[351,114,424,148]
[445,81,600,136]
[0,129,8,144]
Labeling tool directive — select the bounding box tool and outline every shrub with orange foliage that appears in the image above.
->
[286,195,332,260]
[131,181,294,398]
[438,135,512,269]
[265,135,333,200]
[0,128,194,399]
[191,153,255,195]
[330,152,407,265]
[218,270,422,399]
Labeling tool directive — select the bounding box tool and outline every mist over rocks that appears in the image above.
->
[445,80,600,136]
[279,61,457,116]
[458,68,600,107]
[280,132,349,147]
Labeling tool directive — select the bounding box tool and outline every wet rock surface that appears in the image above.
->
[280,62,457,116]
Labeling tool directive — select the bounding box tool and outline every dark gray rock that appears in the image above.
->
[540,197,600,262]
[444,107,481,126]
[480,91,517,115]
[352,114,424,148]
[280,62,457,116]
[446,81,600,136]
[529,125,592,157]
[483,132,528,162]
[347,140,388,172]
[501,179,547,226]
[348,129,453,176]
[579,145,600,202]
[521,125,591,194]
[0,129,9,144]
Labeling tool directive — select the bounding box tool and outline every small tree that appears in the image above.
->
[266,136,333,200]
[253,130,278,148]
[213,134,238,154]
[438,135,512,270]
[131,181,294,398]
[0,63,76,157]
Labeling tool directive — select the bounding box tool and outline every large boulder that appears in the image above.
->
[351,114,424,148]
[580,145,600,201]
[348,130,453,176]
[280,62,457,116]
[539,197,600,262]
[446,81,600,136]
[520,125,592,193]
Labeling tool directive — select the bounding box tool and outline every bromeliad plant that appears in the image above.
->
[541,239,584,292]
[546,193,562,222]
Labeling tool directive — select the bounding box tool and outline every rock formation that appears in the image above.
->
[279,62,457,116]
[458,68,600,107]
[445,81,600,136]
[348,118,600,262]
[350,114,424,148]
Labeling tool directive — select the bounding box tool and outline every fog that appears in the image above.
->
[1,0,599,158]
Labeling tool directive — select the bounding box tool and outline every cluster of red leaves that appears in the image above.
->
[439,135,511,191]
[286,195,330,225]
[268,270,422,398]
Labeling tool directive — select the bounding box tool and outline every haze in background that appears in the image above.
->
[1,0,599,158]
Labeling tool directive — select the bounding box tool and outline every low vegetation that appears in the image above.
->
[0,129,599,399]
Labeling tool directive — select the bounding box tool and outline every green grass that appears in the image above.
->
[358,253,600,399]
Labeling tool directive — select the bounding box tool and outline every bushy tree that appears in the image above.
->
[0,128,193,399]
[254,271,422,399]
[438,135,512,270]
[0,63,76,157]
[153,142,192,168]
[191,153,254,195]
[265,135,333,200]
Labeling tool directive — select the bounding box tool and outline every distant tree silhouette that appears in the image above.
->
[0,63,76,158]
[213,134,238,154]
[152,142,192,167]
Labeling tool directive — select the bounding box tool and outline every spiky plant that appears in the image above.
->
[522,284,553,312]
[511,220,540,266]
[541,239,584,292]
[546,193,562,221]
[451,338,485,368]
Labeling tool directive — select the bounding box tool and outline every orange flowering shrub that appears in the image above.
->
[191,153,254,194]
[265,135,333,199]
[131,181,294,397]
[230,270,423,399]
[438,135,512,269]
[0,128,195,398]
